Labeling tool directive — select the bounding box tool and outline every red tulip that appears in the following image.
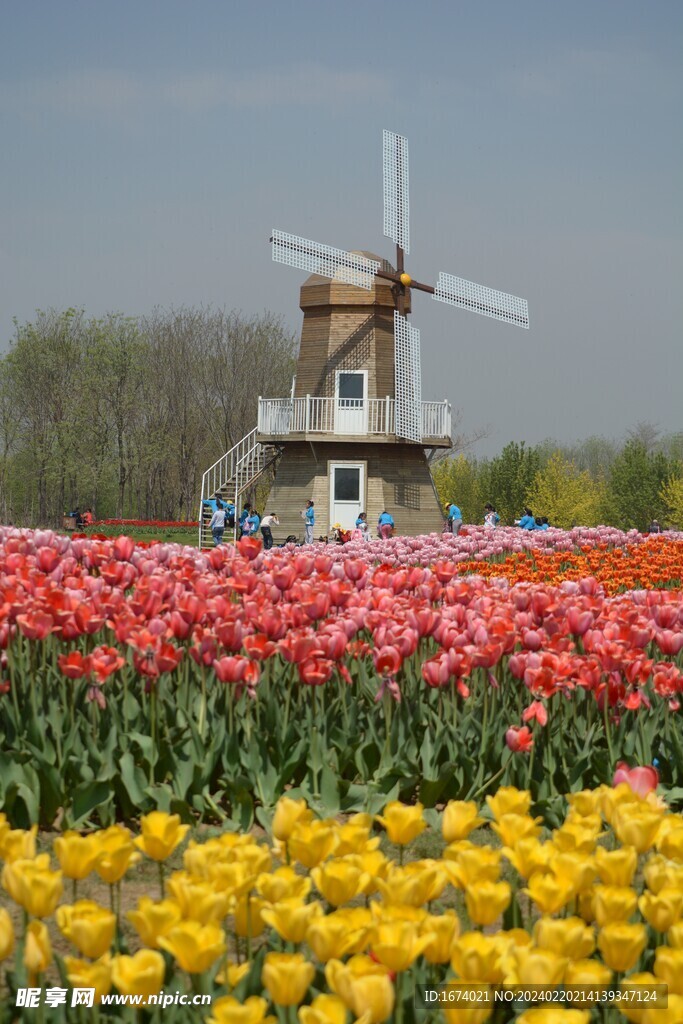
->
[372,645,402,677]
[57,651,92,679]
[613,762,659,797]
[505,725,534,753]
[90,646,126,682]
[16,611,54,641]
[298,656,334,686]
[113,535,136,561]
[237,537,262,560]
[213,655,250,683]
[522,700,548,727]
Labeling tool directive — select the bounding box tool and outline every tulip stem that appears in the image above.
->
[395,970,404,1024]
[158,861,165,899]
[468,764,506,802]
[603,694,614,768]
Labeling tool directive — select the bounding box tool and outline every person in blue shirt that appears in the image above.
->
[245,508,261,537]
[534,516,549,531]
[303,500,315,544]
[378,510,395,539]
[354,512,370,541]
[515,507,536,530]
[238,503,250,537]
[447,501,463,535]
[224,501,236,529]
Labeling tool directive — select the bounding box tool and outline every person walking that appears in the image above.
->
[446,501,463,535]
[378,510,395,539]
[209,504,228,546]
[302,500,315,544]
[260,512,279,550]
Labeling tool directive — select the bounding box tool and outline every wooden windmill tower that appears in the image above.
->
[256,131,529,540]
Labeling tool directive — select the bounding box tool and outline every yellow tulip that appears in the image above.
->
[593,885,638,927]
[566,790,603,817]
[166,871,231,923]
[502,838,553,879]
[2,856,63,918]
[600,782,641,823]
[306,913,367,962]
[490,814,542,848]
[376,802,426,845]
[443,846,502,887]
[93,825,141,884]
[354,848,390,894]
[564,959,612,986]
[260,898,323,944]
[233,842,272,878]
[375,865,441,907]
[465,880,512,926]
[451,932,505,983]
[64,954,112,1004]
[551,823,600,855]
[24,920,52,979]
[533,916,595,960]
[639,888,683,933]
[257,866,311,903]
[215,960,251,988]
[595,845,638,887]
[208,996,277,1024]
[486,787,531,820]
[401,860,447,901]
[668,920,683,947]
[653,945,683,995]
[617,972,658,1024]
[516,1011,590,1024]
[56,900,116,958]
[612,805,664,854]
[299,994,348,1024]
[111,949,165,1003]
[328,908,373,955]
[158,920,226,974]
[262,952,315,1007]
[597,922,648,972]
[311,860,369,906]
[233,895,267,939]
[288,821,338,868]
[643,854,683,894]
[127,896,183,948]
[0,908,14,961]
[208,861,255,898]
[443,801,485,842]
[370,919,434,972]
[133,812,190,862]
[333,815,376,856]
[551,853,596,895]
[657,822,683,860]
[524,872,574,915]
[420,910,460,964]
[54,832,100,880]
[326,956,395,1023]
[507,947,567,986]
[0,824,37,862]
[272,797,313,841]
[642,995,683,1024]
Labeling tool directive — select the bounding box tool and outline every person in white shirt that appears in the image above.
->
[209,505,228,545]
[260,512,279,550]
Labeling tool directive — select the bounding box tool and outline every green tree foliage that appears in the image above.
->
[660,474,683,530]
[526,452,607,528]
[432,454,483,525]
[608,440,673,531]
[478,442,543,526]
[0,308,297,526]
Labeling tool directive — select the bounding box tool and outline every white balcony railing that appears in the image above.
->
[257,396,451,441]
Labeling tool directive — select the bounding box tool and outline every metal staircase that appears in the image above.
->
[198,428,280,547]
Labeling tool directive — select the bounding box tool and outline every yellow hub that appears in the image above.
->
[399,272,412,287]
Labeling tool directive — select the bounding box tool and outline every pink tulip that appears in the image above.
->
[612,762,659,797]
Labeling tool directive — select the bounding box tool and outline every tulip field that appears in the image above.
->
[0,526,682,830]
[2,786,683,1021]
[1,523,683,1019]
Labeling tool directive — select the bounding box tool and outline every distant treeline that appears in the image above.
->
[433,434,683,532]
[0,308,297,527]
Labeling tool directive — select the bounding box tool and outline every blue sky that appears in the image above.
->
[1,1,681,455]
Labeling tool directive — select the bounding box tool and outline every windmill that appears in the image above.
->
[272,130,529,452]
[198,130,528,545]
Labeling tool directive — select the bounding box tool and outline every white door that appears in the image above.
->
[335,371,368,435]
[330,464,365,531]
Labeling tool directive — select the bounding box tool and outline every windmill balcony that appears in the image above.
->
[256,396,452,447]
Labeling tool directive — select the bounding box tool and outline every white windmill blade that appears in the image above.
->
[434,272,529,329]
[271,230,380,290]
[383,130,410,254]
[394,311,422,443]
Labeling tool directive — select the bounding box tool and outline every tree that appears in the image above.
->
[660,475,683,530]
[432,455,483,524]
[478,442,543,526]
[608,440,672,530]
[526,452,607,528]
